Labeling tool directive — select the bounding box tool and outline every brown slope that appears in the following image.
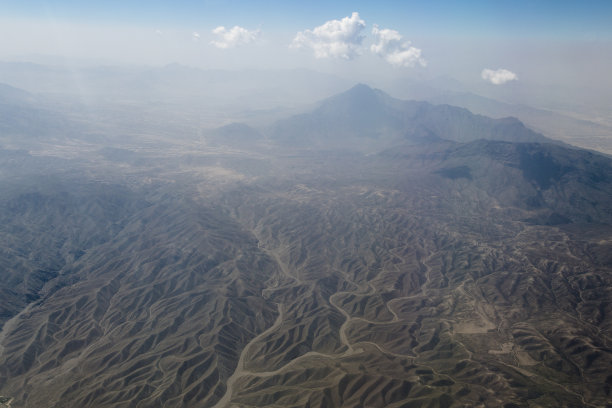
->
[1,138,611,408]
[0,195,280,408]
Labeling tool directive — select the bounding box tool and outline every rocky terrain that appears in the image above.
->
[0,84,611,407]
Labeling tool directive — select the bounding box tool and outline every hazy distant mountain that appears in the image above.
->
[270,84,552,151]
[423,90,612,155]
[0,62,350,110]
[0,83,80,145]
[1,78,612,408]
[204,123,264,148]
[0,83,36,106]
[383,139,612,224]
[380,80,612,155]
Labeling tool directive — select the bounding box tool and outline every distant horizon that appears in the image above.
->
[1,2,610,80]
[1,1,611,136]
[0,52,609,128]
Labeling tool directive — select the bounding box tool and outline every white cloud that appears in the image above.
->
[211,25,259,49]
[192,31,201,41]
[371,25,426,68]
[291,12,366,60]
[481,68,518,85]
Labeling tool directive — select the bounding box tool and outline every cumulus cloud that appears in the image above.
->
[291,12,366,60]
[211,25,259,49]
[481,68,518,85]
[371,25,426,68]
[192,31,201,41]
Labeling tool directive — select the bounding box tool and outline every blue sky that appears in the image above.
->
[1,0,611,39]
[0,0,611,109]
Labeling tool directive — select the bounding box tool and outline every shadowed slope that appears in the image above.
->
[270,84,551,151]
[0,82,611,408]
[0,184,280,407]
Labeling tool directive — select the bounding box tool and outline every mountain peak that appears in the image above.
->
[337,83,388,102]
[270,83,552,151]
[347,82,376,94]
[316,83,390,115]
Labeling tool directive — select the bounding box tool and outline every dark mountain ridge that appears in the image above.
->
[382,139,612,226]
[1,81,612,407]
[0,82,83,145]
[269,84,552,151]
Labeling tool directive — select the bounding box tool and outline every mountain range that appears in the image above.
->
[269,84,552,150]
[0,81,611,407]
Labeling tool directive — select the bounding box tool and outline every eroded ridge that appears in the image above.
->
[0,200,281,408]
[213,177,612,407]
[1,144,611,408]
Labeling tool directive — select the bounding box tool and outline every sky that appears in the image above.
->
[1,1,611,36]
[0,0,611,115]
